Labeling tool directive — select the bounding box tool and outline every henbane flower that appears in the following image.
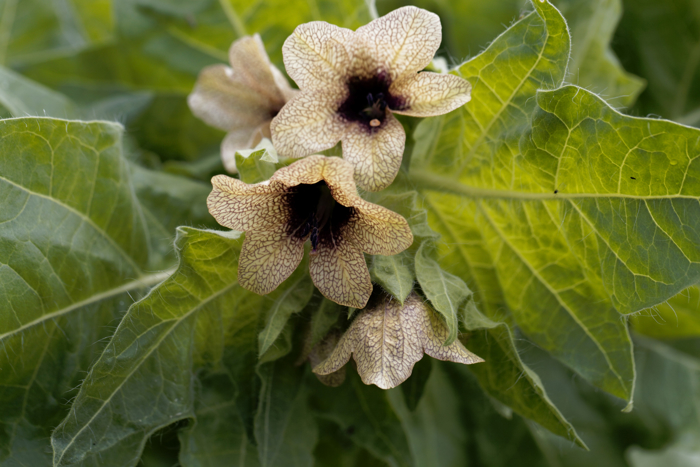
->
[313,291,483,389]
[207,155,413,308]
[188,34,296,173]
[271,6,472,192]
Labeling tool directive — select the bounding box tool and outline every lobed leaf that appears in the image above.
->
[410,0,638,400]
[49,228,255,466]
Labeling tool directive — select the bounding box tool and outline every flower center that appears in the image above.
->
[286,181,353,252]
[337,74,403,129]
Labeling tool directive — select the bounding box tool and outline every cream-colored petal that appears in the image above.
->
[351,6,441,81]
[313,292,482,389]
[317,156,360,206]
[309,234,372,308]
[341,111,405,192]
[207,175,290,231]
[221,127,263,173]
[228,34,289,105]
[270,91,348,157]
[390,72,471,117]
[283,21,354,90]
[270,154,326,186]
[238,225,305,295]
[188,65,272,131]
[348,201,413,255]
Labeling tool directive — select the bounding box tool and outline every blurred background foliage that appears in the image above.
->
[1,0,700,465]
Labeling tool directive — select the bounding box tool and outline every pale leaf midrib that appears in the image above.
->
[411,171,700,201]
[0,270,173,342]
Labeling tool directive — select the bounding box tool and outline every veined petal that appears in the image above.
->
[271,154,326,186]
[283,21,354,90]
[390,72,472,117]
[316,156,360,207]
[313,292,482,389]
[271,91,348,157]
[221,126,264,173]
[228,34,290,105]
[352,6,441,81]
[309,235,372,308]
[188,64,274,131]
[349,201,413,255]
[207,175,290,231]
[239,225,305,295]
[341,111,405,192]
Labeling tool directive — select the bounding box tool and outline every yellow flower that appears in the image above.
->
[207,155,413,308]
[188,34,297,173]
[313,292,483,389]
[271,7,472,192]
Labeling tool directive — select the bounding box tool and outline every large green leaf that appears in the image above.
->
[49,227,248,466]
[0,117,167,466]
[614,0,700,125]
[409,0,697,401]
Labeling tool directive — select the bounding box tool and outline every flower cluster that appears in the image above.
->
[191,6,480,386]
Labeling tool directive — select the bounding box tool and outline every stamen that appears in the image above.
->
[369,119,381,127]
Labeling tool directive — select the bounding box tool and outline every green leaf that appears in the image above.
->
[50,227,257,466]
[614,0,700,124]
[0,65,78,117]
[631,286,700,340]
[414,241,469,345]
[409,1,641,401]
[254,359,318,467]
[387,363,467,467]
[461,301,585,447]
[0,117,165,466]
[257,263,314,356]
[376,0,527,66]
[0,0,114,68]
[178,371,260,467]
[370,252,414,304]
[554,0,645,108]
[398,357,432,412]
[310,371,414,467]
[129,162,217,268]
[441,361,552,467]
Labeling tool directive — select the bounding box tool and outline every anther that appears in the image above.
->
[369,119,381,127]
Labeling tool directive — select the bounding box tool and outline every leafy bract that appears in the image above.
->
[0,117,167,466]
[414,241,470,345]
[410,0,645,401]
